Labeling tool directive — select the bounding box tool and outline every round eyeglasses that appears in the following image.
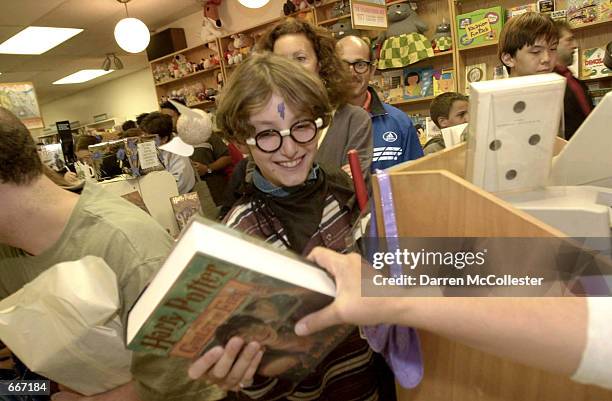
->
[245,118,323,153]
[344,60,372,74]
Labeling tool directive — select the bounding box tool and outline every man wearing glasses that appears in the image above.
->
[337,36,423,171]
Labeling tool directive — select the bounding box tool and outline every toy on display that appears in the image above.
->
[377,3,434,69]
[329,20,361,39]
[330,0,350,18]
[200,0,226,43]
[431,21,452,52]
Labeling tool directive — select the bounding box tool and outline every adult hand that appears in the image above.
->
[188,337,263,391]
[52,381,141,401]
[192,161,209,176]
[295,247,390,336]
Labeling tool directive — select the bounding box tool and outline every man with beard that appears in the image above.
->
[552,20,594,140]
[336,36,423,171]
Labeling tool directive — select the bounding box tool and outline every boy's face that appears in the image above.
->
[439,100,469,129]
[245,93,318,188]
[503,36,558,77]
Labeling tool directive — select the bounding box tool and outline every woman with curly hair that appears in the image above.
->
[257,18,372,183]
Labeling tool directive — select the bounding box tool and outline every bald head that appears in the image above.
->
[0,107,43,185]
[336,36,371,60]
[336,36,374,106]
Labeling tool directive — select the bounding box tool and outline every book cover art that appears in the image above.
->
[456,6,505,49]
[381,70,404,102]
[567,0,599,26]
[170,192,203,231]
[506,3,537,19]
[403,67,434,99]
[465,63,488,92]
[600,0,612,20]
[128,253,352,383]
[581,47,612,79]
[433,68,455,96]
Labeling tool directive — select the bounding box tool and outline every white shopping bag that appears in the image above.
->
[0,256,132,396]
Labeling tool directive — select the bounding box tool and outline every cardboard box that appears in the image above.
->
[457,6,505,49]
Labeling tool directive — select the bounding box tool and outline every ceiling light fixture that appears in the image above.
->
[238,0,271,8]
[53,69,114,85]
[114,0,150,53]
[102,53,124,71]
[0,26,83,55]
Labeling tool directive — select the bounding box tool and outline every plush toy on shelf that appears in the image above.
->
[200,0,225,44]
[432,21,452,53]
[330,0,350,18]
[377,2,434,69]
[329,20,360,39]
[283,0,310,16]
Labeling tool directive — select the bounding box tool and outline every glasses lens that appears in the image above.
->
[256,131,282,152]
[354,61,370,73]
[291,120,317,143]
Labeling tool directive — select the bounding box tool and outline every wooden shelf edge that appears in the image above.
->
[389,95,436,106]
[317,14,351,25]
[188,100,216,108]
[458,40,499,52]
[148,40,217,65]
[155,66,221,87]
[571,18,612,31]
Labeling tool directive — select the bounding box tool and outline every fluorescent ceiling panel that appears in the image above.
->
[0,26,83,55]
[53,69,113,84]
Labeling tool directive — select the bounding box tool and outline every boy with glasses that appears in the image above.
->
[336,35,423,171]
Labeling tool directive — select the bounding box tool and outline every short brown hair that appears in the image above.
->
[498,12,558,72]
[216,52,332,144]
[140,112,173,142]
[258,18,351,108]
[430,92,469,129]
[0,107,43,185]
[553,19,572,33]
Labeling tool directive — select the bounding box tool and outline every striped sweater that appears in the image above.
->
[223,190,394,401]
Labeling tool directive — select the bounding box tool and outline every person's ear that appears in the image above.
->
[501,52,515,69]
[438,117,449,129]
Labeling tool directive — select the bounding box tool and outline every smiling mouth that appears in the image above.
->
[276,155,304,168]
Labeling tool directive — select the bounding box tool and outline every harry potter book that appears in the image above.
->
[127,217,352,383]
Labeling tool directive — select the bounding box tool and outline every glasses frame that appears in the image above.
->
[344,60,372,74]
[246,117,324,153]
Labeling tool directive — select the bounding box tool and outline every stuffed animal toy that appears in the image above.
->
[377,3,434,69]
[330,0,350,18]
[177,108,213,147]
[283,0,296,15]
[432,21,452,52]
[329,20,360,39]
[200,0,225,44]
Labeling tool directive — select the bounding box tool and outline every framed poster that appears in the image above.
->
[350,0,387,30]
[0,82,44,129]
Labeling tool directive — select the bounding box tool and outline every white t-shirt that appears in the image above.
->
[572,296,612,389]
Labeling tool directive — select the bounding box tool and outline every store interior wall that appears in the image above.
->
[37,0,285,133]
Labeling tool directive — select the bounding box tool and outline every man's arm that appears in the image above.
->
[295,247,588,378]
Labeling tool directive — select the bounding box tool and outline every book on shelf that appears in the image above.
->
[567,0,599,26]
[381,70,404,102]
[581,47,612,79]
[127,217,352,383]
[465,63,488,92]
[433,68,455,96]
[506,3,537,19]
[403,66,434,99]
[170,192,203,231]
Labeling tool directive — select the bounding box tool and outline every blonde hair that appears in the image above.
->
[216,52,332,144]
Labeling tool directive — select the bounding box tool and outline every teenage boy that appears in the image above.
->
[336,35,423,170]
[553,20,594,139]
[498,12,559,77]
[423,92,469,154]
